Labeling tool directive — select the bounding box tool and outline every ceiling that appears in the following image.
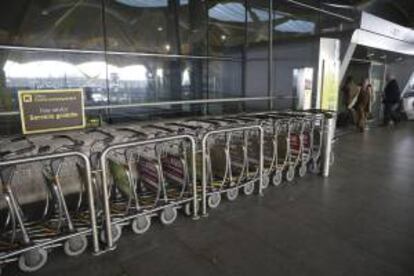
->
[318,0,414,28]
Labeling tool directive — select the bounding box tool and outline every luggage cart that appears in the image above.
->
[241,114,293,186]
[164,119,240,209]
[142,123,205,217]
[188,118,260,206]
[0,148,98,273]
[99,134,198,250]
[225,115,274,189]
[162,120,218,214]
[208,117,265,194]
[302,110,334,173]
[266,112,311,180]
[201,125,264,216]
[39,127,148,248]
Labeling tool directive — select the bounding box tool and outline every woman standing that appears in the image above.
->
[341,76,360,126]
[355,78,373,132]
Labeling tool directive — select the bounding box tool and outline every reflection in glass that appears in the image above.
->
[209,2,280,23]
[0,0,362,136]
[0,0,104,49]
[105,0,206,56]
[208,60,242,98]
[208,1,245,57]
[116,0,189,8]
[275,19,315,34]
[104,54,207,111]
[0,50,107,111]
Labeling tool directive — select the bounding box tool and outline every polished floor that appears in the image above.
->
[5,123,414,276]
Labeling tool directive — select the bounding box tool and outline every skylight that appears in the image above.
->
[209,2,283,23]
[116,0,189,8]
[274,19,315,34]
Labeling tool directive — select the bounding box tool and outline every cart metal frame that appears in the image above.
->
[99,135,198,250]
[0,151,99,264]
[201,125,264,216]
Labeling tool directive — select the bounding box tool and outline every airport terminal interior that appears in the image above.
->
[0,0,413,275]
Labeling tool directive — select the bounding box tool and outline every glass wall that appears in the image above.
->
[0,0,359,135]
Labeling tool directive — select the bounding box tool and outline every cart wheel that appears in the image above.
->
[272,170,283,186]
[243,182,255,196]
[208,192,221,209]
[160,206,178,225]
[261,174,270,189]
[330,151,335,166]
[64,235,88,257]
[184,201,199,216]
[226,187,239,201]
[298,164,307,178]
[100,224,122,244]
[18,248,48,273]
[184,202,192,216]
[309,160,320,174]
[132,215,151,234]
[285,166,295,182]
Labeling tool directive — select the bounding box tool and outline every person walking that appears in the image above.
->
[355,78,372,132]
[341,76,360,125]
[383,74,401,125]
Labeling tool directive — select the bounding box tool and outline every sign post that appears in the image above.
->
[18,89,85,135]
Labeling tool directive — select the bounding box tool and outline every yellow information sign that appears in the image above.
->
[18,89,85,134]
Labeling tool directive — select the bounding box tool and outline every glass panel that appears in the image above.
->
[246,0,271,46]
[273,0,319,39]
[317,1,358,34]
[0,0,104,49]
[108,105,203,123]
[245,59,268,95]
[104,0,207,55]
[272,0,321,109]
[208,1,246,57]
[105,54,207,105]
[108,101,250,123]
[0,48,106,135]
[208,60,242,98]
[0,49,107,112]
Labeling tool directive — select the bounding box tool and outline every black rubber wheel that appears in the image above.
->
[184,202,191,216]
[261,174,270,189]
[330,151,335,166]
[226,187,239,201]
[100,224,122,244]
[64,235,88,257]
[160,206,178,225]
[309,160,320,174]
[18,248,48,273]
[208,192,221,209]
[285,166,295,182]
[243,182,255,195]
[131,215,151,234]
[272,170,283,186]
[184,201,199,216]
[298,164,307,178]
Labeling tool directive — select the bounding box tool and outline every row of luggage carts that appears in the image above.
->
[0,110,335,274]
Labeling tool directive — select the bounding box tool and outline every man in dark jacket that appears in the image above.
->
[383,74,401,125]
